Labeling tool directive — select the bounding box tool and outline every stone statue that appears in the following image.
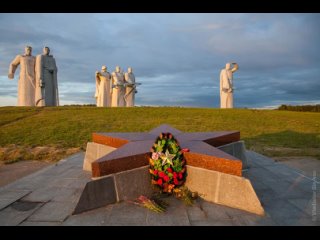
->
[111,66,125,107]
[35,47,59,106]
[220,62,239,108]
[95,65,112,107]
[8,46,36,106]
[124,67,137,107]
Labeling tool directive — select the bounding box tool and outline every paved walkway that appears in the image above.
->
[0,151,319,226]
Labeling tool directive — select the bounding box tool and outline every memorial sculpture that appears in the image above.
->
[78,124,264,216]
[95,65,112,107]
[35,47,59,106]
[111,66,125,107]
[220,62,239,108]
[124,67,137,107]
[8,46,36,106]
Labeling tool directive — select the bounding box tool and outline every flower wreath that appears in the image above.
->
[149,132,189,193]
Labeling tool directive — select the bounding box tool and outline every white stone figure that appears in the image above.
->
[8,46,36,106]
[95,65,112,107]
[220,62,239,108]
[124,67,136,107]
[35,47,59,106]
[111,66,125,107]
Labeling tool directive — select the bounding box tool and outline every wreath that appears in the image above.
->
[149,132,189,193]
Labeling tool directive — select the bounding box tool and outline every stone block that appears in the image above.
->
[91,140,152,178]
[217,172,265,216]
[185,165,219,202]
[185,165,264,216]
[73,166,153,215]
[83,142,116,172]
[114,166,153,201]
[217,140,249,169]
[73,176,117,214]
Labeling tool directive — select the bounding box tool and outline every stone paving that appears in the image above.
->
[0,151,319,226]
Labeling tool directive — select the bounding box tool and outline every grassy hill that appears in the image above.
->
[0,106,319,164]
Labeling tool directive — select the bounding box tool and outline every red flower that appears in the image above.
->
[173,172,178,179]
[178,172,183,179]
[181,148,190,153]
[167,168,173,173]
[163,175,170,182]
[157,179,163,185]
[159,171,165,178]
[153,170,158,175]
[173,178,179,185]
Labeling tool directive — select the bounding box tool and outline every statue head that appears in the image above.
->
[43,46,50,55]
[226,63,231,70]
[128,67,133,73]
[101,65,107,72]
[24,46,32,56]
[115,66,120,73]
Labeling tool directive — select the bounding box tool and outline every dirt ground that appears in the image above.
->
[0,146,81,188]
[0,145,81,164]
[0,160,53,187]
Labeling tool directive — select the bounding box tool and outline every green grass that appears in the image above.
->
[0,106,320,161]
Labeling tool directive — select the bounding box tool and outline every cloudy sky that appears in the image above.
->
[1,13,320,108]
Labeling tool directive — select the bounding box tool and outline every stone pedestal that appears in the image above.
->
[76,125,264,216]
[74,166,153,214]
[83,142,116,172]
[185,165,264,215]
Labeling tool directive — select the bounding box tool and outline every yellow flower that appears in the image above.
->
[149,158,154,166]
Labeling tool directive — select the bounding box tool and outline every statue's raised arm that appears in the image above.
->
[231,63,239,73]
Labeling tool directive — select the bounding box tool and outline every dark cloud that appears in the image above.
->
[0,13,320,108]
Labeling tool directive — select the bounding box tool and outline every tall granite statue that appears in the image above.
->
[35,47,59,106]
[95,65,112,107]
[8,46,36,106]
[111,66,125,107]
[220,62,239,108]
[124,67,136,107]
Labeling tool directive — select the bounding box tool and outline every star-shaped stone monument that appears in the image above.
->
[91,124,242,178]
[77,124,264,216]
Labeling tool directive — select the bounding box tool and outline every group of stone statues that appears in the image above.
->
[8,46,59,107]
[95,65,139,107]
[8,46,238,108]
